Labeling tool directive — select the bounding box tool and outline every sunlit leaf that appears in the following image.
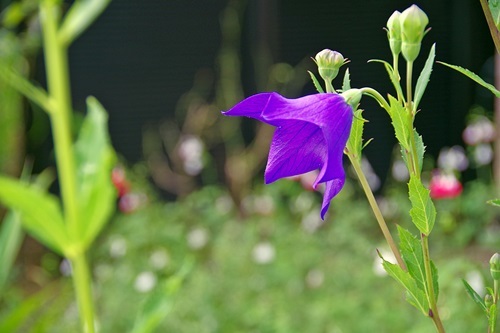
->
[307,71,324,93]
[462,279,488,315]
[388,95,411,151]
[408,175,436,235]
[346,108,365,161]
[397,226,426,292]
[438,61,500,98]
[342,68,351,92]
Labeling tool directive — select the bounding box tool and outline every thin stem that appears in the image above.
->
[406,60,414,112]
[347,152,406,270]
[40,1,80,236]
[393,53,404,102]
[421,234,446,333]
[360,87,390,111]
[325,79,335,93]
[71,254,96,333]
[479,0,500,54]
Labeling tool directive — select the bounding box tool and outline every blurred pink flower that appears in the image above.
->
[429,171,463,199]
[462,117,496,146]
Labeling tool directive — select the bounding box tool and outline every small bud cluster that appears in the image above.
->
[386,4,429,62]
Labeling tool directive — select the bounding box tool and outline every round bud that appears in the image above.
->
[399,5,429,62]
[314,49,346,82]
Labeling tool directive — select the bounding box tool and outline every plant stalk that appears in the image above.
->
[40,2,95,332]
[347,153,406,270]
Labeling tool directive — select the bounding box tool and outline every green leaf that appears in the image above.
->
[0,210,23,295]
[438,61,500,98]
[307,71,324,93]
[414,44,435,110]
[368,59,404,102]
[388,95,411,151]
[342,68,351,92]
[59,0,112,46]
[380,254,429,315]
[397,226,427,293]
[489,0,500,30]
[346,108,365,161]
[487,198,500,207]
[408,175,436,235]
[0,176,68,254]
[74,97,116,250]
[430,260,439,302]
[414,129,425,174]
[462,279,488,315]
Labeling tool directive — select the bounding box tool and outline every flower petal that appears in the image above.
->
[321,178,345,219]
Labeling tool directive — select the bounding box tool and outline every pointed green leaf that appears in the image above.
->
[342,68,351,92]
[59,0,112,46]
[438,61,500,98]
[0,210,23,294]
[462,279,488,315]
[74,97,116,250]
[381,256,429,315]
[414,129,425,173]
[414,44,435,110]
[346,108,365,161]
[487,198,500,207]
[489,0,500,30]
[0,176,68,254]
[307,71,324,93]
[397,226,427,293]
[388,95,411,150]
[431,260,439,301]
[368,59,404,102]
[408,175,436,235]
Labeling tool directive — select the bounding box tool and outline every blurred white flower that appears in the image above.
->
[392,159,409,182]
[187,227,209,250]
[301,210,324,233]
[437,146,468,172]
[149,249,170,270]
[215,195,233,214]
[242,195,274,215]
[463,117,496,146]
[134,271,157,293]
[465,270,484,296]
[177,135,204,175]
[109,236,127,258]
[306,269,325,288]
[252,242,275,264]
[290,192,315,214]
[473,143,493,166]
[60,259,72,276]
[361,157,380,191]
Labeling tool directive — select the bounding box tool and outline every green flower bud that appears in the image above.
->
[386,11,402,56]
[399,4,429,62]
[341,88,362,108]
[314,49,346,82]
[490,252,500,281]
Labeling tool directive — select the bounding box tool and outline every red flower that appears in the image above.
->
[429,171,463,199]
[111,166,131,197]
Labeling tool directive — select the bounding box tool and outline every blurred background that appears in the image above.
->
[1,0,499,332]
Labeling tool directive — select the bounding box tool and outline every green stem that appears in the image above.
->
[325,79,335,93]
[393,53,404,102]
[406,60,414,111]
[360,87,390,111]
[40,1,79,236]
[40,2,95,332]
[347,152,406,270]
[479,0,500,54]
[71,254,96,333]
[421,234,445,333]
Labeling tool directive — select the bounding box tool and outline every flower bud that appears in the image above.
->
[386,11,402,56]
[399,4,429,62]
[341,88,362,108]
[490,252,500,281]
[314,49,346,82]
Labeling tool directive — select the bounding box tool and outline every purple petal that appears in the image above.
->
[321,178,345,219]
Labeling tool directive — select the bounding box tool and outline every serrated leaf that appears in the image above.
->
[388,95,411,150]
[307,71,324,93]
[0,176,68,254]
[381,257,429,315]
[487,198,500,207]
[438,61,500,98]
[368,59,404,102]
[342,68,351,92]
[346,108,365,161]
[408,175,436,235]
[489,0,500,30]
[414,129,425,173]
[414,44,435,110]
[74,97,116,250]
[462,279,488,315]
[397,226,427,293]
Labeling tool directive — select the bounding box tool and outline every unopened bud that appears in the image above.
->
[341,89,362,108]
[400,4,429,62]
[490,252,500,280]
[386,11,402,56]
[314,49,346,82]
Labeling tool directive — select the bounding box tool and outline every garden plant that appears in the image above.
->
[0,1,498,333]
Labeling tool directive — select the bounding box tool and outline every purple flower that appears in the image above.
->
[223,92,353,219]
